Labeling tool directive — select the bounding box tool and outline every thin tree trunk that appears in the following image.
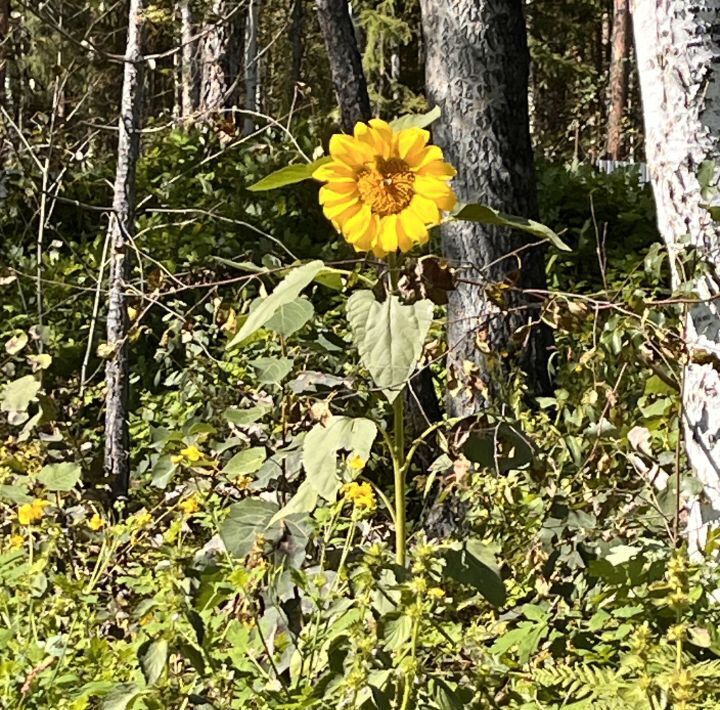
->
[179,0,198,118]
[0,0,9,108]
[633,0,720,554]
[289,0,304,107]
[420,0,552,416]
[242,0,261,136]
[606,0,631,159]
[104,0,145,498]
[315,0,371,132]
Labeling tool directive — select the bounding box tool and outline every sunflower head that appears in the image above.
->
[313,119,456,258]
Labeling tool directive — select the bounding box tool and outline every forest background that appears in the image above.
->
[1,0,719,708]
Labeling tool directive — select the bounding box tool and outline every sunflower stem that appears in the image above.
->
[388,253,407,567]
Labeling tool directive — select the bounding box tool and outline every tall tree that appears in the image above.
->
[178,0,199,118]
[0,0,9,108]
[315,0,371,132]
[197,0,243,116]
[606,0,631,159]
[633,0,720,553]
[104,0,146,498]
[242,0,262,135]
[419,0,552,416]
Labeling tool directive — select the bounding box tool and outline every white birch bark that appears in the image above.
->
[633,0,720,553]
[179,0,198,118]
[242,0,261,136]
[104,0,145,496]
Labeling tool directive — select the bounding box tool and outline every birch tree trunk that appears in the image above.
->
[179,0,198,118]
[289,0,304,107]
[242,0,261,136]
[315,0,371,132]
[633,0,720,554]
[198,0,243,117]
[104,0,145,497]
[419,0,552,416]
[606,0,631,159]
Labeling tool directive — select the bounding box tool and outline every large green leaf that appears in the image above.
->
[101,684,142,710]
[38,462,81,491]
[219,498,282,558]
[221,447,267,478]
[346,291,433,402]
[227,260,324,349]
[223,403,272,426]
[452,203,571,252]
[1,375,41,413]
[390,106,442,131]
[443,539,506,606]
[139,637,168,686]
[302,416,377,500]
[265,298,314,337]
[247,156,331,192]
[250,356,293,385]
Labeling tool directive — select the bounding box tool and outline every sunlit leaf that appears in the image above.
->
[390,106,442,131]
[247,156,331,192]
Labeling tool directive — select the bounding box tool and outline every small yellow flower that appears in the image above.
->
[172,445,203,465]
[17,499,49,526]
[88,513,105,531]
[347,453,365,471]
[179,495,200,515]
[427,587,445,600]
[132,511,153,528]
[8,534,24,549]
[313,119,456,257]
[341,481,376,512]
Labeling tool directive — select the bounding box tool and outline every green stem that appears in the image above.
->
[394,392,406,567]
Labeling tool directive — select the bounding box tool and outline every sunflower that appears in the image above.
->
[313,119,457,257]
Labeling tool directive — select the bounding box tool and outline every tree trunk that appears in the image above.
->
[633,0,720,554]
[0,0,9,108]
[315,0,372,132]
[198,0,243,117]
[419,0,552,416]
[606,0,631,159]
[289,0,304,107]
[242,0,261,136]
[104,0,145,498]
[179,0,198,118]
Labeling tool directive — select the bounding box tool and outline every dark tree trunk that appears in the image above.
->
[104,0,145,498]
[0,0,8,108]
[289,0,304,106]
[198,0,244,117]
[179,0,199,118]
[606,0,631,159]
[315,0,372,132]
[420,0,552,416]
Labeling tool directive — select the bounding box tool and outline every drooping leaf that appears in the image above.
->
[443,539,506,606]
[346,291,433,402]
[247,156,331,192]
[4,332,28,355]
[452,203,571,252]
[270,479,319,523]
[227,260,324,348]
[139,638,168,686]
[219,498,282,558]
[390,106,442,131]
[302,416,377,500]
[221,447,266,478]
[265,298,314,337]
[38,462,81,492]
[250,356,293,385]
[223,403,272,426]
[1,375,41,413]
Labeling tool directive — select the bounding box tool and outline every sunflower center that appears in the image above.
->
[356,157,415,216]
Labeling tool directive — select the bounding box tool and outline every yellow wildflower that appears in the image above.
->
[341,481,376,512]
[313,119,457,257]
[88,513,105,531]
[347,453,366,471]
[179,495,200,515]
[132,511,153,527]
[427,587,445,600]
[17,499,49,526]
[172,444,203,465]
[8,534,24,549]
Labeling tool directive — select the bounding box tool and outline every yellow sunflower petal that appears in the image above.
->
[323,195,359,221]
[417,160,457,180]
[344,204,372,243]
[409,194,441,225]
[350,213,378,251]
[329,134,372,168]
[397,128,430,161]
[312,160,355,183]
[320,184,358,207]
[395,218,414,252]
[399,207,429,247]
[414,175,457,211]
[378,214,399,253]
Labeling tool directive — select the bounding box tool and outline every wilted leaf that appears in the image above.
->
[5,332,28,355]
[452,203,571,252]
